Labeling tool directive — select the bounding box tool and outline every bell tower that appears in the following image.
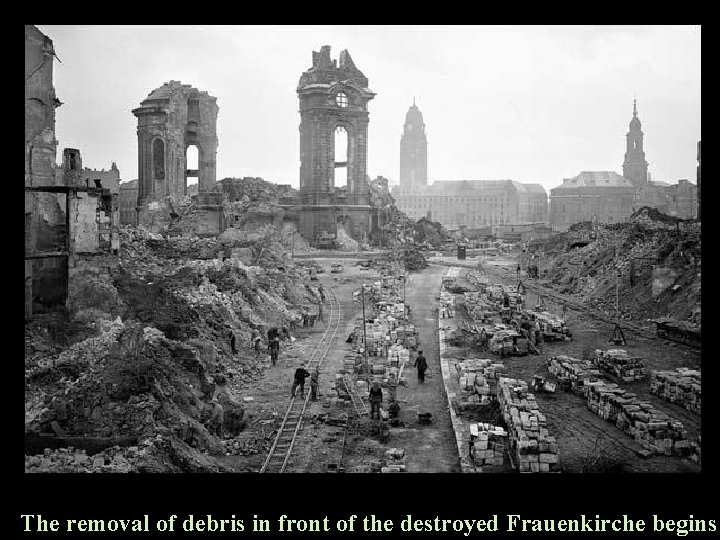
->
[400,98,428,187]
[622,98,649,185]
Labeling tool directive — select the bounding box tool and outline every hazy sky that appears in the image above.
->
[38,25,700,191]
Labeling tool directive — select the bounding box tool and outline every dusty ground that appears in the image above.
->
[445,251,701,473]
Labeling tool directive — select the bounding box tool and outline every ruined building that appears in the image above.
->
[400,100,428,187]
[132,82,223,234]
[119,179,139,226]
[285,46,377,243]
[550,101,697,230]
[25,25,120,319]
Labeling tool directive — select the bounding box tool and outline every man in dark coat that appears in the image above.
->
[414,351,428,383]
[369,382,383,419]
[291,364,310,398]
[268,337,280,366]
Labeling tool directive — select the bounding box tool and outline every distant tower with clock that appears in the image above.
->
[400,99,428,187]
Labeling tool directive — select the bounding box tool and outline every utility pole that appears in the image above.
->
[361,282,368,359]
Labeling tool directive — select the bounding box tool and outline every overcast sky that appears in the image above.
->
[38,25,700,191]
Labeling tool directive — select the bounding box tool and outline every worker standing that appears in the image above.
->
[251,327,262,357]
[291,363,310,398]
[318,302,324,322]
[369,382,383,419]
[208,398,224,438]
[414,350,428,384]
[310,367,320,401]
[268,337,280,366]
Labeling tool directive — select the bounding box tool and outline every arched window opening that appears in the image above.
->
[186,144,199,189]
[334,126,348,189]
[153,139,165,180]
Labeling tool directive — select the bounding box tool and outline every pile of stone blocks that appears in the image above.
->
[388,344,410,367]
[497,377,559,473]
[650,368,701,415]
[586,382,694,456]
[547,355,603,396]
[594,349,645,382]
[381,447,406,472]
[469,422,506,469]
[454,359,507,411]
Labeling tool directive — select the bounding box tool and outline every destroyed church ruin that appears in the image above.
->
[282,46,380,244]
[132,82,223,235]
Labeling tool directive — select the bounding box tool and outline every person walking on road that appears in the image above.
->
[291,363,310,398]
[369,381,383,419]
[268,337,280,366]
[414,350,428,384]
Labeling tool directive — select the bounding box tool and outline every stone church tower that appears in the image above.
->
[400,99,428,187]
[622,99,649,185]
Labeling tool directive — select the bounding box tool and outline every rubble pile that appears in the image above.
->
[650,368,701,415]
[24,320,249,472]
[25,222,322,472]
[25,442,161,473]
[594,349,645,382]
[540,211,701,326]
[547,355,603,396]
[497,377,559,472]
[469,422,507,469]
[586,382,695,457]
[402,248,428,271]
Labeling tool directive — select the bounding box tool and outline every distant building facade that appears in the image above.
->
[392,180,548,230]
[399,100,427,187]
[119,179,139,226]
[550,101,697,230]
[550,171,635,230]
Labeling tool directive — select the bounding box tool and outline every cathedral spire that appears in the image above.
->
[633,97,637,117]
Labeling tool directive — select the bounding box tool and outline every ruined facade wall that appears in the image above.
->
[119,180,139,226]
[25,25,58,188]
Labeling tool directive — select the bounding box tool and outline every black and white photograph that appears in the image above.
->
[25,25,701,474]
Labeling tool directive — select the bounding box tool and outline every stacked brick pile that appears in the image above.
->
[388,344,410,367]
[650,368,701,415]
[455,359,507,411]
[381,447,406,472]
[586,382,694,456]
[469,422,506,469]
[547,355,603,396]
[594,349,646,382]
[497,377,559,473]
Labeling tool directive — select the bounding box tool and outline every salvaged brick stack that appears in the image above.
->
[469,422,507,469]
[650,368,701,415]
[497,377,560,472]
[586,382,695,456]
[454,359,508,411]
[594,349,646,382]
[547,355,603,396]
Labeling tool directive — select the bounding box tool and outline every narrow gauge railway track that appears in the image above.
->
[259,287,343,473]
